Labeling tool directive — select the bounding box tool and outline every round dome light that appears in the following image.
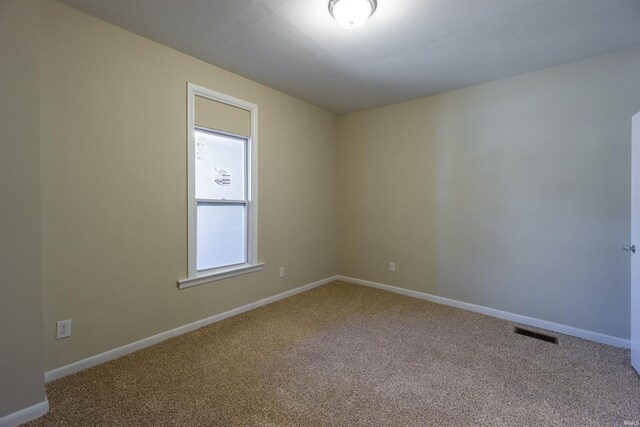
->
[329,0,377,29]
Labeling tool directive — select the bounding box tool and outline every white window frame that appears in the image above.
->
[178,83,263,289]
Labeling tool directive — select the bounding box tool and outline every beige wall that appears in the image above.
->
[41,0,337,370]
[0,0,46,416]
[338,46,640,339]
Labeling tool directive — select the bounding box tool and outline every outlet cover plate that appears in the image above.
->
[56,319,72,339]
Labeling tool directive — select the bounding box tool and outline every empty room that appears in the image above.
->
[2,0,640,425]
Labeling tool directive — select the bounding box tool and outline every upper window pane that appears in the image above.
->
[195,130,246,200]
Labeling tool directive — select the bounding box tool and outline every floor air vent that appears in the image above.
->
[514,327,558,344]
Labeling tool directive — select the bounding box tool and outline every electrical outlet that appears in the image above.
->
[389,262,396,272]
[279,267,285,278]
[56,319,72,339]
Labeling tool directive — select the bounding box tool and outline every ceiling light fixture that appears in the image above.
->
[329,0,377,29]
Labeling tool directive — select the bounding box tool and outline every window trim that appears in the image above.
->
[178,83,262,289]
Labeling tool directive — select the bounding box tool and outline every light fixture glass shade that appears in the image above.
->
[329,0,377,29]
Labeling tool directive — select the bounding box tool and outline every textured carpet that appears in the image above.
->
[25,281,640,426]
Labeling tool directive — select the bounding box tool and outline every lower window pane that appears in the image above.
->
[197,203,246,271]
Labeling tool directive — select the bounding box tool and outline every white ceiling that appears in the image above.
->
[60,0,640,114]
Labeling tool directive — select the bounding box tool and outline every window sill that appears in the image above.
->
[178,263,265,289]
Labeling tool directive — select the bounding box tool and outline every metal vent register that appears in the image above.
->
[514,327,559,344]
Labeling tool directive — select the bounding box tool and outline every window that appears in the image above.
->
[179,84,262,289]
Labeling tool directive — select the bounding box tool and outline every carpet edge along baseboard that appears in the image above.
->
[45,274,629,384]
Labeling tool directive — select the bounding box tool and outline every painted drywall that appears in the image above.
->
[338,46,640,339]
[41,0,337,370]
[0,0,46,417]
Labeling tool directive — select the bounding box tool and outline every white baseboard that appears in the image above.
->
[44,273,630,384]
[337,275,630,349]
[45,275,339,383]
[0,398,49,427]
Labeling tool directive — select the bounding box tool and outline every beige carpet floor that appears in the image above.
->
[25,281,640,426]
